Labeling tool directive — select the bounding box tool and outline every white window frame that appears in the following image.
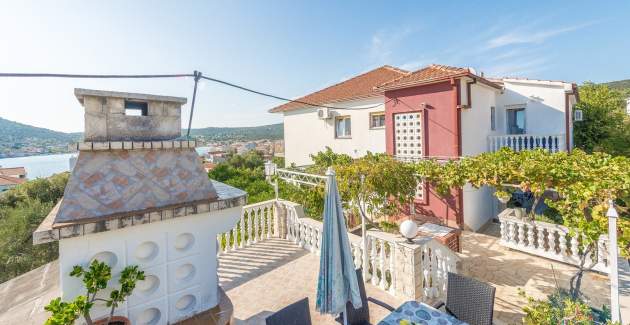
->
[506,106,526,135]
[335,115,352,138]
[490,106,496,131]
[369,112,386,129]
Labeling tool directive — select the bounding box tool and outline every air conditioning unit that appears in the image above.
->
[317,107,332,119]
[574,109,583,121]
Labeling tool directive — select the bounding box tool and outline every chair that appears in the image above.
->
[265,297,312,325]
[433,272,496,325]
[336,269,395,325]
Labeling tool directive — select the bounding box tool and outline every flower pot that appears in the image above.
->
[94,316,130,325]
[513,207,526,219]
[497,195,510,204]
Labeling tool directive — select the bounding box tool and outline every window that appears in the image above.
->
[124,100,148,116]
[506,108,526,134]
[370,112,386,129]
[335,116,351,138]
[490,106,496,131]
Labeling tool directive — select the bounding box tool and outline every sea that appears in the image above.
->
[0,147,211,179]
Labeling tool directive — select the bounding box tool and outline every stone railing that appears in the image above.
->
[218,199,460,300]
[283,200,460,301]
[498,208,610,274]
[488,134,566,153]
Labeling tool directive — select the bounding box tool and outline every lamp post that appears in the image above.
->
[606,200,620,323]
[360,174,368,281]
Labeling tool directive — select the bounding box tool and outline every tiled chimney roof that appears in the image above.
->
[376,64,502,91]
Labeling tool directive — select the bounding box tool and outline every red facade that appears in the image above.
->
[384,80,463,228]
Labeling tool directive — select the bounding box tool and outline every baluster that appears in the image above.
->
[430,246,439,298]
[518,222,525,246]
[254,208,260,243]
[370,237,378,286]
[597,237,607,269]
[499,219,506,242]
[570,236,579,260]
[248,211,254,245]
[507,221,515,244]
[421,245,431,297]
[527,224,536,249]
[379,240,386,290]
[388,242,396,295]
[537,227,546,251]
[240,212,245,248]
[559,232,568,257]
[267,206,273,239]
[547,229,557,254]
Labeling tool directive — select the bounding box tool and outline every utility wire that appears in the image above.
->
[0,71,390,113]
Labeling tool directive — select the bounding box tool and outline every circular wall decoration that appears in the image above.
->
[135,241,159,262]
[174,233,195,252]
[137,307,161,325]
[175,263,196,281]
[136,274,160,296]
[90,251,117,268]
[175,294,197,311]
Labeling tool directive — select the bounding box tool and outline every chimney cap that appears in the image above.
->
[74,88,187,105]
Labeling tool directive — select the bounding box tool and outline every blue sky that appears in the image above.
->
[0,1,628,132]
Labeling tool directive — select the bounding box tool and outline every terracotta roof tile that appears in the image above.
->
[0,175,25,186]
[269,66,408,113]
[376,64,471,90]
[0,167,26,177]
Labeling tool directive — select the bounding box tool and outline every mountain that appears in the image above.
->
[0,117,283,158]
[187,123,283,141]
[603,79,630,96]
[0,117,82,158]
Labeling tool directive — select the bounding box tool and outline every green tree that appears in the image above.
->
[574,83,629,156]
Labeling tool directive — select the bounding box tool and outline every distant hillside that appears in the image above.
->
[0,116,283,158]
[188,123,283,141]
[0,117,82,158]
[603,79,630,96]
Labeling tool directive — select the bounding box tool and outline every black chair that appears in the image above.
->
[336,269,395,325]
[265,297,312,325]
[433,272,496,325]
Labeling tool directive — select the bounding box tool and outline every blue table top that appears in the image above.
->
[377,301,468,325]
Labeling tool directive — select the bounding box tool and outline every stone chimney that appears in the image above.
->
[75,88,186,141]
[33,89,246,324]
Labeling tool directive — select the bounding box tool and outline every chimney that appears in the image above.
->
[33,89,246,324]
[75,88,186,141]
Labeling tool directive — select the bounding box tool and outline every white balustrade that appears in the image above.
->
[488,134,566,153]
[498,208,610,273]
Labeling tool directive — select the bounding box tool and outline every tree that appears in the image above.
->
[574,83,629,156]
[414,148,630,298]
[309,150,418,227]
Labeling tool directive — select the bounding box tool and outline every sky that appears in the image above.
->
[0,1,628,133]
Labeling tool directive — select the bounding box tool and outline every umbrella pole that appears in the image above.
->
[344,307,349,325]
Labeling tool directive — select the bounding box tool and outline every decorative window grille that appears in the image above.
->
[394,112,425,201]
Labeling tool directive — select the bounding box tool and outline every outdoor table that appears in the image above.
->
[377,300,468,325]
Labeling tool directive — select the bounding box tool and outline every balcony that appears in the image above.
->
[488,134,566,152]
[1,199,615,325]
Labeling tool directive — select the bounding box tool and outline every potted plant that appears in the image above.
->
[45,260,145,325]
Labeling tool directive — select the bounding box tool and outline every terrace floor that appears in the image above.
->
[218,225,613,325]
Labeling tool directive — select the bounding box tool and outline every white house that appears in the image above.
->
[271,64,579,231]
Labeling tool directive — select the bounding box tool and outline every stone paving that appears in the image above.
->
[219,238,403,324]
[219,226,613,325]
[460,224,610,325]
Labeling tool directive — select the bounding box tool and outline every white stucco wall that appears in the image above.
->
[496,80,571,136]
[282,97,386,166]
[58,207,241,325]
[460,83,500,231]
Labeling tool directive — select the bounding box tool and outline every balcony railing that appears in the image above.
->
[218,199,460,301]
[488,134,566,152]
[498,208,610,274]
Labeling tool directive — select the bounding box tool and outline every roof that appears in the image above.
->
[376,64,502,91]
[0,167,26,176]
[0,175,25,186]
[52,148,218,226]
[74,88,188,105]
[269,65,409,113]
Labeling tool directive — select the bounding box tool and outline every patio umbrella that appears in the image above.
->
[316,167,363,325]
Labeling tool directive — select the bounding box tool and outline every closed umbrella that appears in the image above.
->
[316,167,363,325]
